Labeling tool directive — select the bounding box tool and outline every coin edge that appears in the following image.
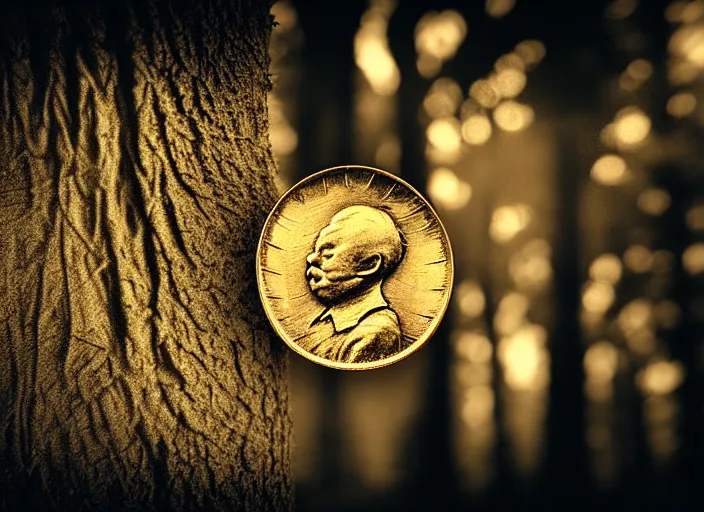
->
[256,164,455,371]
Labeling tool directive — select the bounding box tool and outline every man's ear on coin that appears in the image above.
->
[356,253,382,276]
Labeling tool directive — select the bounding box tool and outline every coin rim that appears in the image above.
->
[256,164,454,370]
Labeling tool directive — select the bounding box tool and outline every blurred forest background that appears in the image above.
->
[266,0,704,510]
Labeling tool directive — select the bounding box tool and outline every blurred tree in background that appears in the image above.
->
[270,0,704,510]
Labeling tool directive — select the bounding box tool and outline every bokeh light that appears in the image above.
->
[375,134,401,170]
[618,299,655,355]
[619,59,653,91]
[584,342,619,384]
[270,123,298,156]
[669,24,704,68]
[626,58,654,80]
[498,324,550,391]
[469,79,500,109]
[490,204,533,243]
[455,331,493,363]
[494,292,530,336]
[638,361,685,396]
[612,106,651,147]
[455,357,494,388]
[666,92,697,117]
[423,77,463,118]
[461,385,495,427]
[683,242,704,274]
[582,281,616,315]
[354,0,400,96]
[427,166,472,210]
[599,123,618,147]
[456,280,486,318]
[589,253,623,284]
[665,1,689,23]
[427,117,463,154]
[459,98,481,119]
[637,188,671,216]
[417,53,442,79]
[495,53,526,72]
[508,238,553,291]
[268,96,298,156]
[514,39,546,68]
[584,341,619,401]
[619,300,652,331]
[686,204,704,230]
[493,101,534,132]
[590,154,630,186]
[461,114,493,145]
[668,58,699,85]
[624,244,654,273]
[681,0,704,23]
[485,0,516,19]
[494,68,527,98]
[415,10,467,78]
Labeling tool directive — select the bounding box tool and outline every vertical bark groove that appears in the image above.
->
[0,0,292,510]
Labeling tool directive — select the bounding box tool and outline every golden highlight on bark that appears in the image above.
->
[0,0,292,510]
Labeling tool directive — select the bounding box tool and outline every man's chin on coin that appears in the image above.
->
[305,259,363,306]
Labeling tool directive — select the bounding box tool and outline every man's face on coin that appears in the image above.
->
[306,205,404,307]
[306,216,367,305]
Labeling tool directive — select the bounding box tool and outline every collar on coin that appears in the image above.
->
[311,284,389,332]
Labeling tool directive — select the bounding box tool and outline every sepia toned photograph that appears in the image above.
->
[1,0,704,510]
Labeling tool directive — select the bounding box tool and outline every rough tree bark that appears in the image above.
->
[0,0,292,510]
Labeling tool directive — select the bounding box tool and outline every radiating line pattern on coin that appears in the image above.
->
[256,165,453,371]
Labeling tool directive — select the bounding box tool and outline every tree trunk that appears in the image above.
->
[0,0,292,510]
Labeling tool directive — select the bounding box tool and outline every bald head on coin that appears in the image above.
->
[305,205,405,363]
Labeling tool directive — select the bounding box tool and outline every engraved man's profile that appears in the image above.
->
[301,205,405,363]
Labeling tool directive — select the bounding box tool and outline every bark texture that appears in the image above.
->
[0,0,292,510]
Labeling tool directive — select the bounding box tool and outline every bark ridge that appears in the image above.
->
[0,1,292,510]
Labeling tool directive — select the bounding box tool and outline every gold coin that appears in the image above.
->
[256,165,453,370]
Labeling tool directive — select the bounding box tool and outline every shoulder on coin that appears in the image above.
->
[342,308,401,361]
